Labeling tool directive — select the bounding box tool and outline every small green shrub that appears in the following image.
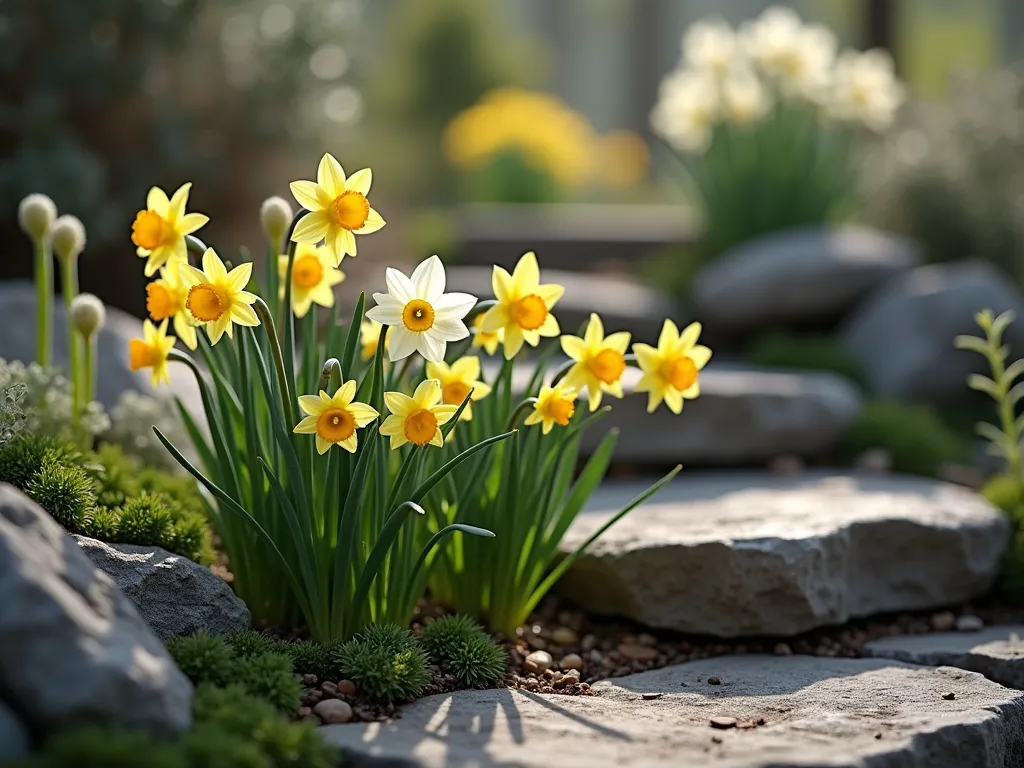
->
[840,400,969,477]
[181,724,272,768]
[278,639,343,682]
[337,624,429,703]
[0,434,75,490]
[420,614,507,688]
[89,507,122,542]
[166,631,235,688]
[225,630,280,660]
[232,652,303,713]
[25,455,97,533]
[116,495,175,547]
[7,728,186,768]
[749,332,866,386]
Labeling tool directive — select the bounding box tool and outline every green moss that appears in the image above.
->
[181,725,272,768]
[420,614,506,688]
[278,639,343,682]
[7,728,186,768]
[749,332,866,386]
[115,495,175,547]
[25,455,97,533]
[337,624,429,703]
[0,434,79,490]
[166,631,235,688]
[418,613,484,657]
[89,506,122,541]
[224,630,280,660]
[840,400,970,478]
[232,651,302,713]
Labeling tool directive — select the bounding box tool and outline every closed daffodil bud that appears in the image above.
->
[70,293,105,339]
[260,196,293,245]
[51,215,87,263]
[18,193,57,242]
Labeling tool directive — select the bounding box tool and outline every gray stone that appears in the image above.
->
[556,472,1009,637]
[0,485,192,737]
[840,260,1024,403]
[0,701,30,763]
[692,225,921,333]
[75,536,250,641]
[863,626,1024,689]
[446,265,679,345]
[321,655,1024,768]
[583,364,862,465]
[0,280,202,415]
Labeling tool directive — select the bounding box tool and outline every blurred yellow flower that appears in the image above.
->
[480,252,563,359]
[360,319,391,361]
[592,131,650,189]
[471,313,503,356]
[180,248,260,345]
[278,243,345,318]
[128,319,176,387]
[524,382,577,434]
[146,262,198,351]
[561,313,631,411]
[425,356,492,421]
[379,379,458,450]
[293,381,379,455]
[131,183,209,277]
[289,153,385,266]
[633,319,711,414]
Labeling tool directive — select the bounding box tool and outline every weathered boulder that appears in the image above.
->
[445,265,679,345]
[0,701,30,763]
[0,484,192,737]
[692,225,921,334]
[76,536,250,641]
[863,626,1024,690]
[321,655,1024,768]
[0,280,202,415]
[557,472,1009,637]
[840,260,1024,403]
[582,364,862,465]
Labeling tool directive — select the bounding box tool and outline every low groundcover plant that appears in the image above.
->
[115,152,709,641]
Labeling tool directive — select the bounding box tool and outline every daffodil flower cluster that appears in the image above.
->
[124,153,708,639]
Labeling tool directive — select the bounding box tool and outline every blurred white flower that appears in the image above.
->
[828,48,906,131]
[683,18,738,76]
[651,69,720,153]
[722,68,770,125]
[740,6,835,100]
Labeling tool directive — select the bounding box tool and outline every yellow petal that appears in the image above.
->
[605,331,632,354]
[315,434,331,455]
[584,314,604,346]
[345,168,372,195]
[348,402,379,426]
[290,180,330,211]
[658,319,680,350]
[293,415,319,433]
[688,344,712,369]
[317,153,347,197]
[384,391,415,418]
[177,212,208,236]
[340,434,358,453]
[202,248,227,281]
[503,325,524,359]
[230,303,260,327]
[560,335,585,361]
[291,210,331,243]
[413,379,441,407]
[147,187,170,216]
[333,380,357,407]
[491,265,514,304]
[227,262,253,292]
[298,395,326,416]
[512,251,539,289]
[169,183,192,219]
[678,321,702,352]
[538,283,564,307]
[480,305,508,334]
[354,207,385,235]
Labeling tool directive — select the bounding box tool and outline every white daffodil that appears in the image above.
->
[723,67,771,125]
[365,255,477,363]
[740,6,835,101]
[827,48,905,132]
[683,18,739,76]
[650,68,720,153]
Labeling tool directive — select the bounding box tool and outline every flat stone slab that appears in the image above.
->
[863,626,1024,689]
[321,655,1024,767]
[556,472,1009,637]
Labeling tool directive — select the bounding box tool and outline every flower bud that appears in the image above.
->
[18,194,57,242]
[260,196,293,244]
[51,215,87,263]
[70,293,105,338]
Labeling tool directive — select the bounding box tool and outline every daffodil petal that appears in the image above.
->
[169,183,192,218]
[384,392,415,417]
[387,326,418,361]
[298,395,326,416]
[290,180,331,211]
[413,379,442,407]
[354,208,385,235]
[318,153,347,197]
[227,262,253,292]
[345,168,372,195]
[512,251,540,288]
[412,256,446,302]
[291,210,330,243]
[178,212,208,236]
[348,402,379,426]
[384,268,415,305]
[433,292,477,321]
[688,344,712,368]
[417,332,445,363]
[147,187,170,215]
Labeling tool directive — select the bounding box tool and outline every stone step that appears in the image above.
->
[321,655,1024,768]
[556,472,1009,637]
[862,626,1024,690]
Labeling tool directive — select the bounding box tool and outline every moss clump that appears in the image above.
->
[337,624,429,703]
[749,332,866,387]
[25,455,96,533]
[420,614,507,688]
[840,400,969,478]
[0,434,64,488]
[180,724,272,768]
[115,495,175,547]
[232,651,302,713]
[166,631,235,688]
[224,630,280,660]
[6,728,186,768]
[277,639,343,682]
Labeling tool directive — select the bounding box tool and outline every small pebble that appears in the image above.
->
[710,716,737,729]
[313,699,354,724]
[320,681,338,696]
[711,735,723,744]
[618,643,659,661]
[773,643,792,656]
[525,650,553,672]
[854,448,891,474]
[637,633,658,647]
[308,690,324,704]
[707,676,721,686]
[552,627,578,646]
[581,634,599,652]
[560,653,583,671]
[297,706,312,718]
[302,674,317,686]
[874,732,883,740]
[642,693,663,700]
[956,615,984,632]
[942,692,956,701]
[589,649,604,664]
[768,455,804,476]
[931,611,956,632]
[338,679,357,697]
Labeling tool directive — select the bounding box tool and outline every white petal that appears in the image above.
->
[433,291,477,321]
[388,327,418,361]
[431,318,470,342]
[411,255,446,302]
[385,267,415,304]
[365,295,404,327]
[418,331,446,363]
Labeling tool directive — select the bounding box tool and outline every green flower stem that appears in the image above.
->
[83,330,97,405]
[34,239,52,366]
[252,297,295,428]
[59,256,81,418]
[506,397,538,431]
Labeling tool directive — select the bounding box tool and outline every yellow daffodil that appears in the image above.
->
[524,382,577,434]
[561,313,631,411]
[180,248,260,345]
[292,380,379,454]
[480,251,563,359]
[360,319,392,361]
[277,243,345,318]
[633,319,711,413]
[288,153,385,266]
[471,313,503,355]
[131,183,209,277]
[425,356,492,421]
[379,379,458,450]
[145,262,198,350]
[128,319,176,387]
[365,255,476,363]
